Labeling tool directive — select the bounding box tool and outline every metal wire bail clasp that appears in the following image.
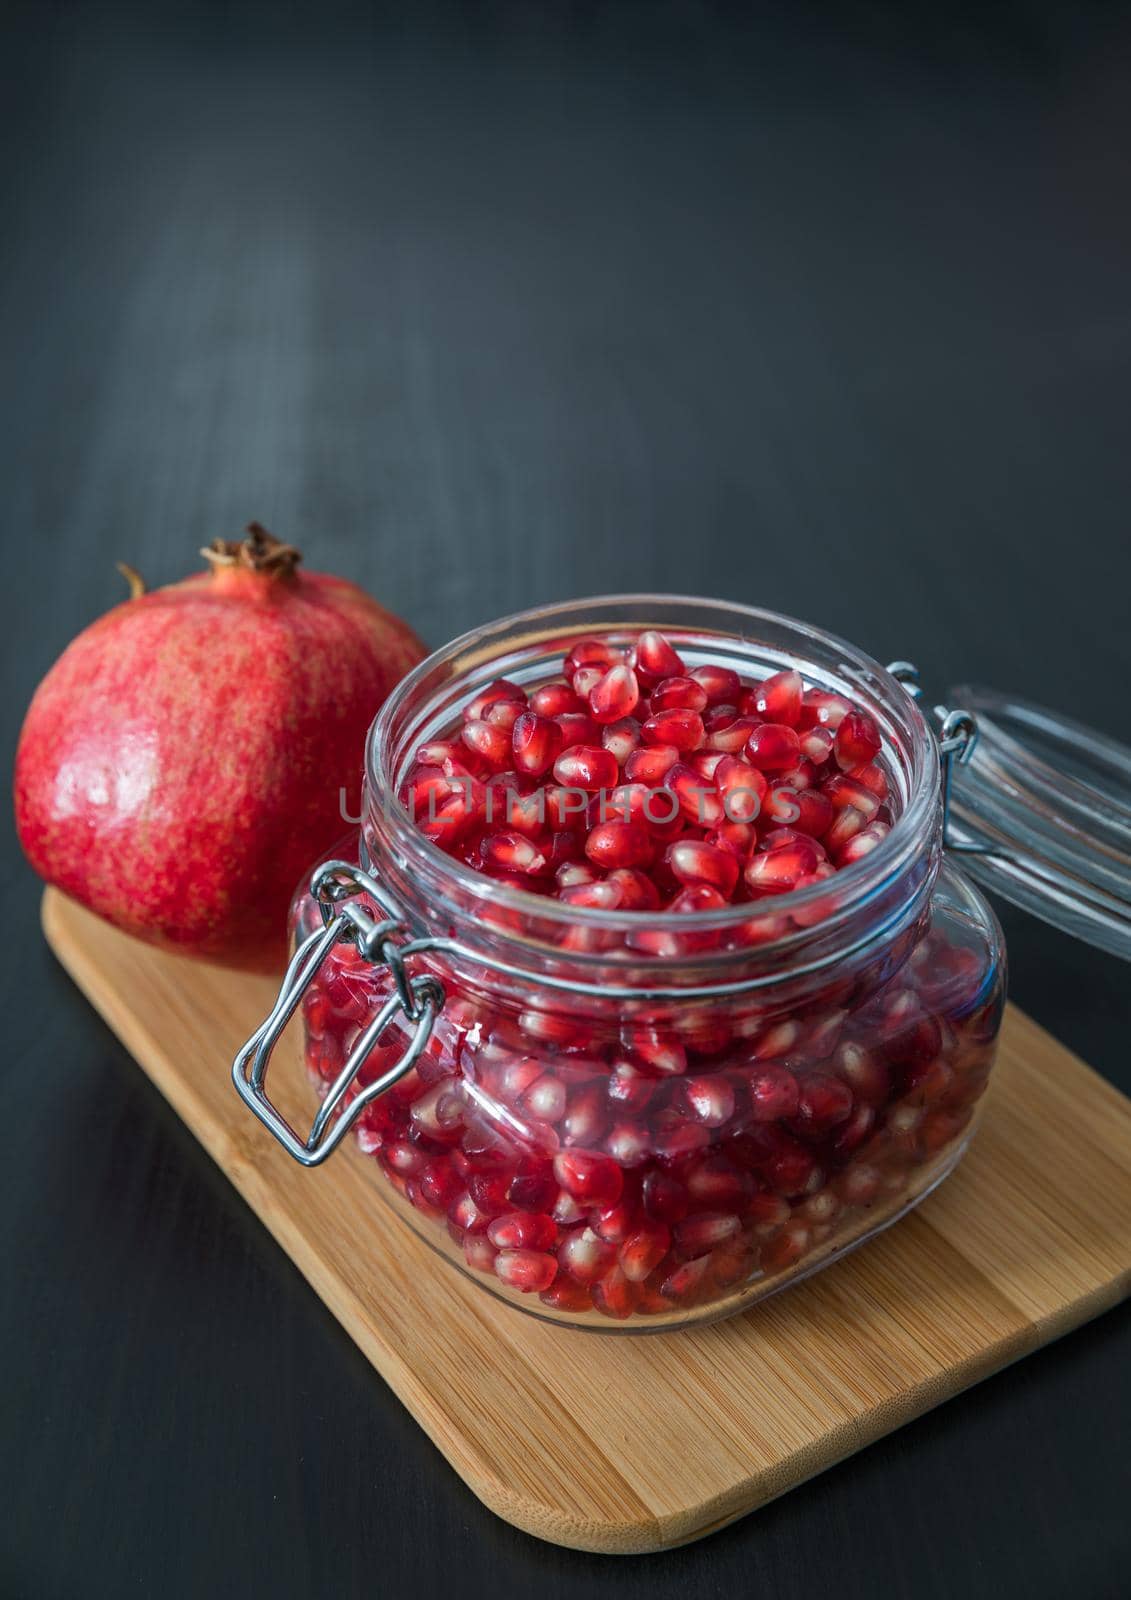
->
[231,861,445,1167]
[887,662,984,857]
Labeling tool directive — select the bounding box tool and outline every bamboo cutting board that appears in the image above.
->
[42,888,1131,1554]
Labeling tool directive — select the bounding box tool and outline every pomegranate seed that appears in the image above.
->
[602,781,651,827]
[691,750,727,782]
[620,1220,671,1281]
[626,1030,688,1077]
[834,1162,883,1207]
[564,637,621,675]
[632,629,685,684]
[704,702,739,732]
[539,1278,594,1313]
[665,840,739,897]
[468,1170,512,1214]
[745,1190,791,1236]
[555,711,600,747]
[481,831,547,876]
[606,867,662,909]
[761,1221,811,1273]
[448,1191,491,1234]
[542,784,587,831]
[804,1009,847,1059]
[715,755,768,823]
[830,1104,876,1157]
[683,1074,736,1126]
[834,819,890,866]
[650,676,709,713]
[800,725,835,764]
[745,839,819,895]
[463,1234,497,1273]
[823,803,868,855]
[754,1129,822,1196]
[523,1073,567,1123]
[901,1056,955,1104]
[487,1212,557,1250]
[747,1063,801,1120]
[799,689,851,730]
[592,1265,638,1320]
[382,1139,427,1177]
[529,680,581,718]
[789,788,834,837]
[835,710,882,770]
[560,1084,609,1147]
[642,708,705,752]
[410,1082,464,1137]
[553,1149,623,1208]
[571,665,606,699]
[511,711,563,777]
[465,678,526,720]
[556,860,597,891]
[507,1159,557,1212]
[461,720,512,769]
[824,773,882,819]
[751,1019,801,1058]
[920,1107,973,1153]
[624,744,680,784]
[706,715,762,754]
[559,879,623,911]
[589,663,640,724]
[552,1189,586,1226]
[660,1254,713,1304]
[745,723,801,772]
[643,1168,689,1223]
[585,819,653,870]
[674,1212,741,1258]
[553,744,619,792]
[667,763,723,826]
[558,1226,616,1284]
[711,820,756,857]
[418,1160,462,1210]
[604,1120,652,1167]
[601,716,641,764]
[494,1249,557,1293]
[413,739,470,770]
[592,1195,638,1243]
[851,760,888,799]
[686,1157,753,1211]
[690,664,741,704]
[607,1063,655,1112]
[793,1072,854,1132]
[711,1240,758,1290]
[417,780,487,846]
[753,669,803,726]
[887,1102,926,1155]
[485,698,525,733]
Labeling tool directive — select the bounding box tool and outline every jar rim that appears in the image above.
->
[367,593,940,938]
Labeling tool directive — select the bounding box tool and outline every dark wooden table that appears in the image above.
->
[3,5,1129,1596]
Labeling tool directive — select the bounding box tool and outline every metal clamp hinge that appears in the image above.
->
[887,662,989,858]
[231,862,445,1167]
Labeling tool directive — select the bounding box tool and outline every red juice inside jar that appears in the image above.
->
[293,603,1005,1330]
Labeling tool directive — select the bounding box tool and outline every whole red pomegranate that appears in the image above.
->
[15,525,427,972]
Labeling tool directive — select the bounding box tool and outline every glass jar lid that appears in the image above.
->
[942,684,1131,960]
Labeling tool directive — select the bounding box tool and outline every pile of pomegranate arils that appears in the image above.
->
[303,630,997,1323]
[401,629,893,912]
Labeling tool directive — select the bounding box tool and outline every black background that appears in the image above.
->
[3,4,1130,1597]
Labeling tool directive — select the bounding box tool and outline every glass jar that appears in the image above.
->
[235,597,1006,1331]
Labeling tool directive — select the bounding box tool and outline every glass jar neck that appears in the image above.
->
[362,596,941,1018]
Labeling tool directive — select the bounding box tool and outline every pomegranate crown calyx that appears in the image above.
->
[200,522,303,578]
